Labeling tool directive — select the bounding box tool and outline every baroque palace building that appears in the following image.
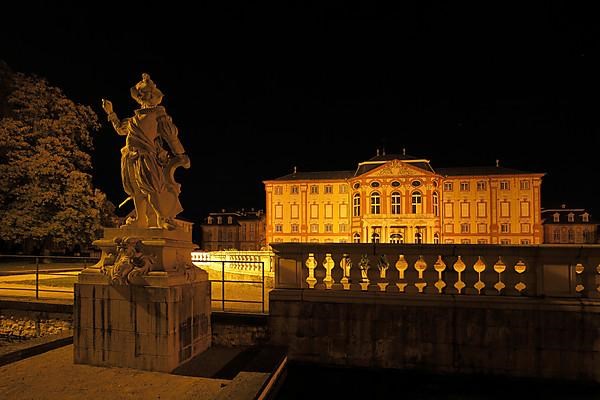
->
[263,152,544,245]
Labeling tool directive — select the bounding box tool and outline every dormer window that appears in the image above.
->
[217,217,222,224]
[582,213,590,222]
[553,213,560,223]
[227,216,233,224]
[207,216,213,224]
[568,213,574,222]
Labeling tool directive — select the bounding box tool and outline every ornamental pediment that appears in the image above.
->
[369,160,429,177]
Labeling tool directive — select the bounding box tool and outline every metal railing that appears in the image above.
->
[0,254,98,300]
[193,259,267,313]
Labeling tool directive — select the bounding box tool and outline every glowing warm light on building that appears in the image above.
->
[263,152,544,245]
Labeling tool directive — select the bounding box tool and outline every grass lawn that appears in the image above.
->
[0,260,97,273]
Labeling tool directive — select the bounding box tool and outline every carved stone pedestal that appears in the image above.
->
[74,226,211,372]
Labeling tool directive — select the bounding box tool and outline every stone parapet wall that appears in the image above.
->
[269,289,600,383]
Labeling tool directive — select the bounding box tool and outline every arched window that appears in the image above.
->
[390,233,404,243]
[353,233,361,243]
[353,193,361,217]
[370,191,381,214]
[411,191,422,214]
[433,233,440,244]
[371,232,380,243]
[433,192,439,217]
[391,191,401,214]
[415,232,423,244]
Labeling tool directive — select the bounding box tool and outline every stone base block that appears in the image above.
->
[74,279,211,372]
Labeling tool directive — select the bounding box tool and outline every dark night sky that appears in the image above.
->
[2,2,600,225]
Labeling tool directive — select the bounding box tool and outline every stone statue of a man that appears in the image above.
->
[101,73,189,230]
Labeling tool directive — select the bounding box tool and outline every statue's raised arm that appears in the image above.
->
[103,73,190,230]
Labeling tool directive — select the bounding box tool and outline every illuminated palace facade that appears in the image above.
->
[263,153,544,245]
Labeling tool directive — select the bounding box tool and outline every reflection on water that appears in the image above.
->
[274,363,598,400]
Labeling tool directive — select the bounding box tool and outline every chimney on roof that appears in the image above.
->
[221,208,226,213]
[496,159,500,167]
[402,148,406,156]
[376,148,380,156]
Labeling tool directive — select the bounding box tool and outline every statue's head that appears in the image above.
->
[130,73,164,107]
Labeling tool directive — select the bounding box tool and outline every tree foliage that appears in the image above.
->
[0,62,115,253]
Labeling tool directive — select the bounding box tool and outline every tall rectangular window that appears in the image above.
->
[275,224,283,232]
[391,192,401,214]
[500,202,510,217]
[340,204,348,218]
[500,181,510,190]
[460,182,470,191]
[501,223,510,233]
[444,202,453,218]
[477,181,487,191]
[275,204,283,219]
[325,204,333,218]
[291,224,299,232]
[444,182,453,191]
[310,204,319,219]
[324,224,333,232]
[520,202,530,217]
[310,224,318,233]
[291,186,299,194]
[520,180,530,190]
[460,202,470,218]
[477,202,486,217]
[553,230,560,242]
[460,223,470,233]
[310,185,318,194]
[324,185,333,194]
[291,204,299,219]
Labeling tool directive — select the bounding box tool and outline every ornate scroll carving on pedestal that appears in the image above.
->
[97,237,155,285]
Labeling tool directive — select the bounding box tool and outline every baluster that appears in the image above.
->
[414,256,427,293]
[323,254,334,289]
[396,255,409,293]
[348,255,362,291]
[385,254,400,293]
[365,255,380,291]
[433,255,447,294]
[514,260,527,294]
[453,256,466,294]
[377,254,389,291]
[305,253,317,288]
[473,256,486,295]
[575,263,584,294]
[493,256,506,294]
[340,254,350,289]
[330,254,344,290]
[314,255,327,290]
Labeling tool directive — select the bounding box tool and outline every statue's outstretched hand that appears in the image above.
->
[101,99,113,114]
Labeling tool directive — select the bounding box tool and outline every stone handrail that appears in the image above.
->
[191,250,274,277]
[270,243,600,298]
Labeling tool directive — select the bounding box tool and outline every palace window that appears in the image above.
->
[500,202,510,217]
[521,223,530,233]
[353,233,361,243]
[325,224,333,232]
[477,202,486,217]
[370,192,381,214]
[444,182,453,191]
[339,184,348,194]
[391,192,401,214]
[325,204,333,218]
[477,239,488,244]
[227,216,233,224]
[433,192,439,217]
[477,181,487,191]
[390,233,403,244]
[568,213,575,222]
[460,223,470,233]
[310,224,319,233]
[460,202,470,218]
[415,232,423,244]
[433,233,440,244]
[291,186,299,194]
[520,180,530,190]
[310,185,318,194]
[501,223,510,233]
[553,213,560,222]
[217,217,222,224]
[520,202,530,217]
[291,224,299,233]
[411,191,422,214]
[521,239,530,245]
[310,204,319,219]
[207,216,213,224]
[339,224,347,232]
[274,186,283,195]
[583,213,590,222]
[353,193,361,216]
[477,223,487,233]
[460,182,470,191]
[500,239,511,245]
[461,239,471,244]
[371,232,380,243]
[445,224,454,233]
[291,204,299,219]
[568,229,574,242]
[500,181,510,190]
[553,229,560,242]
[324,185,333,194]
[444,202,453,218]
[275,224,283,232]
